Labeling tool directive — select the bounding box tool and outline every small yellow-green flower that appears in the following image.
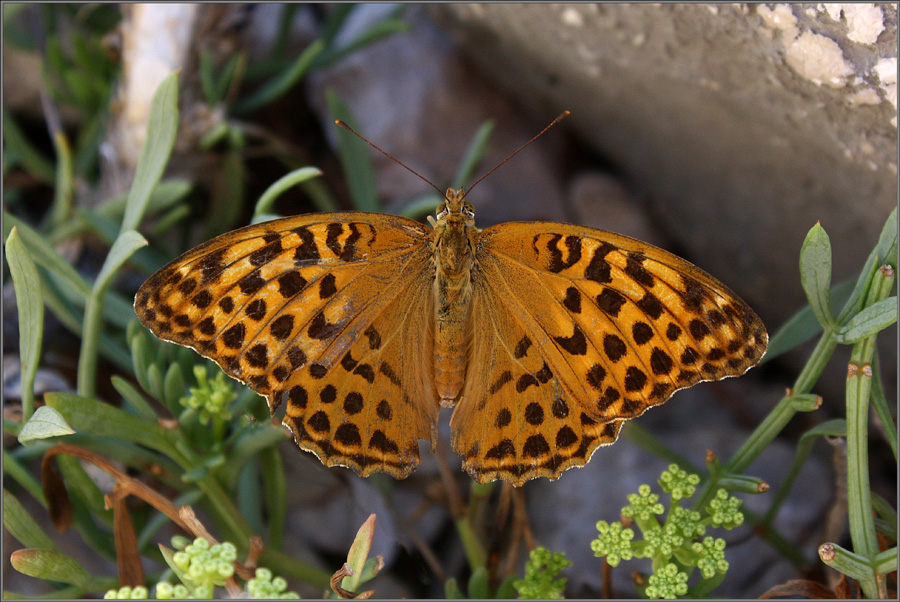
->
[591,520,635,566]
[644,563,689,599]
[513,547,572,599]
[693,536,729,579]
[622,484,665,522]
[104,585,148,599]
[180,365,236,424]
[659,464,701,501]
[246,567,300,599]
[707,489,744,529]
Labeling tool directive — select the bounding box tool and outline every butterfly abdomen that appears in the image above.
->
[432,194,477,407]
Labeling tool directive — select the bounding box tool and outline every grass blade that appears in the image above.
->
[5,227,44,420]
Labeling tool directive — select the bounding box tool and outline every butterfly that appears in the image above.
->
[134,179,767,486]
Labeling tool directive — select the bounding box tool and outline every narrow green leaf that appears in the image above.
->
[44,392,183,463]
[316,18,410,69]
[328,91,379,211]
[260,446,286,550]
[716,473,770,494]
[17,406,75,445]
[873,547,897,575]
[870,360,897,461]
[320,4,355,43]
[468,567,491,600]
[98,233,148,288]
[110,375,158,421]
[873,207,898,270]
[763,279,854,362]
[223,425,289,490]
[48,130,74,228]
[253,167,323,217]
[232,39,324,115]
[452,120,495,189]
[10,548,92,587]
[799,222,834,328]
[3,490,58,550]
[162,363,187,409]
[3,213,91,298]
[56,455,109,519]
[5,227,44,420]
[3,455,45,507]
[121,71,180,232]
[838,209,897,323]
[444,578,465,599]
[835,297,898,343]
[2,109,55,184]
[342,514,376,594]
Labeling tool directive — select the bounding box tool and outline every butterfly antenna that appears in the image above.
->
[465,110,570,196]
[335,120,445,197]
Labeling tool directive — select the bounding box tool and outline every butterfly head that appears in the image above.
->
[430,188,475,229]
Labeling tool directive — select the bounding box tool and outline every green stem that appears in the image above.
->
[844,265,893,598]
[75,291,105,398]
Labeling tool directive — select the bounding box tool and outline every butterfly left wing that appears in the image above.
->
[451,221,767,486]
[135,213,440,479]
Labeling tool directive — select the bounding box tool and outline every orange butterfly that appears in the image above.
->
[135,117,767,486]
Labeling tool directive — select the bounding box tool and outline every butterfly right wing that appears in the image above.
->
[134,212,440,478]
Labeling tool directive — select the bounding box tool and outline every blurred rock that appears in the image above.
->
[431,3,897,400]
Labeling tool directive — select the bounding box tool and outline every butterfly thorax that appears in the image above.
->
[430,189,477,407]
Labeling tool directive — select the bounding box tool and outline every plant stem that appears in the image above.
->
[844,265,893,598]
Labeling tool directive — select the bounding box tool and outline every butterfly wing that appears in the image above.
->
[451,222,767,485]
[135,212,440,478]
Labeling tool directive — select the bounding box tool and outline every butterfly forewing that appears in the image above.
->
[135,212,439,477]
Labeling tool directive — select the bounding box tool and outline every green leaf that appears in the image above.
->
[110,375,158,421]
[799,222,834,328]
[98,231,148,288]
[328,91,379,212]
[17,406,75,445]
[452,120,495,189]
[44,392,183,463]
[495,575,519,600]
[838,208,897,323]
[253,167,323,217]
[3,213,91,298]
[444,577,465,599]
[873,207,898,270]
[316,17,410,69]
[223,425,288,490]
[763,279,854,362]
[873,547,897,575]
[5,227,44,420]
[121,70,180,232]
[342,514,376,594]
[10,548,92,587]
[3,490,58,550]
[2,109,55,184]
[835,297,898,343]
[468,567,490,599]
[232,39,324,115]
[163,363,187,409]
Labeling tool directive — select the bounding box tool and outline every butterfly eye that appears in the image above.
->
[463,201,475,219]
[436,203,450,220]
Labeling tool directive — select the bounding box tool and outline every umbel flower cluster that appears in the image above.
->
[591,464,744,599]
[104,536,297,599]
